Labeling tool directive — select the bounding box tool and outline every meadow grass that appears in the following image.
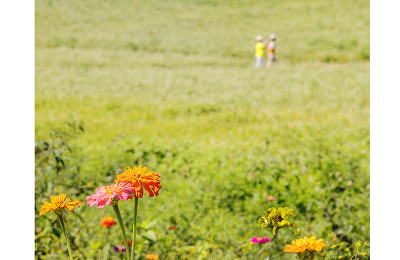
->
[35,0,369,259]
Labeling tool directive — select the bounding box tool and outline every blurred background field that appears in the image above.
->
[35,0,369,259]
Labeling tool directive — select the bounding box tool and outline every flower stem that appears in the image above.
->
[272,233,279,260]
[131,197,139,260]
[112,202,130,260]
[58,214,73,260]
[257,243,268,257]
[274,233,279,246]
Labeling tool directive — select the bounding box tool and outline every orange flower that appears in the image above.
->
[145,254,159,259]
[39,194,79,216]
[101,216,116,228]
[168,225,177,230]
[266,196,276,201]
[284,236,328,253]
[116,165,162,198]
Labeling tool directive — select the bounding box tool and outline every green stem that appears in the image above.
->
[112,202,130,260]
[58,214,73,260]
[272,233,279,260]
[274,233,279,246]
[131,197,139,260]
[257,243,268,257]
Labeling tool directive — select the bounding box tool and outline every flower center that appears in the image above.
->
[53,207,65,215]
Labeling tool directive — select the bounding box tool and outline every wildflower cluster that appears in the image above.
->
[255,207,332,260]
[39,165,162,260]
[258,207,296,235]
[324,235,370,259]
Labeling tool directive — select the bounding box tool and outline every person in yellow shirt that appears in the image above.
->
[254,35,265,68]
[266,34,277,67]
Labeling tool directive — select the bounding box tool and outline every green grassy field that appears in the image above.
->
[35,0,369,259]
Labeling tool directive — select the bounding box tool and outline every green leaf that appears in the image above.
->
[143,230,157,241]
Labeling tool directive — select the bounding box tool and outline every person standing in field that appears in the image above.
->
[254,35,266,68]
[266,34,277,67]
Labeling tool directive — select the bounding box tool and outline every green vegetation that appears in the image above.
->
[35,0,369,259]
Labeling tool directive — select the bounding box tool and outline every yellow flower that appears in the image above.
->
[39,194,79,216]
[258,216,268,227]
[258,207,296,235]
[284,236,328,260]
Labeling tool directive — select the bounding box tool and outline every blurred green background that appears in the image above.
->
[35,0,369,259]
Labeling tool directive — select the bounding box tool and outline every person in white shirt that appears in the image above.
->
[266,34,277,67]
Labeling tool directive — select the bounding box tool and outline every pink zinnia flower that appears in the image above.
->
[86,182,134,209]
[251,237,271,244]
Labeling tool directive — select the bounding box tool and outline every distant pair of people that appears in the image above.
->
[254,34,277,68]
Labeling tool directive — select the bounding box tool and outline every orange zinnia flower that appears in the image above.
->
[116,165,162,198]
[168,225,177,230]
[101,216,116,228]
[145,254,159,259]
[39,194,79,216]
[284,236,328,253]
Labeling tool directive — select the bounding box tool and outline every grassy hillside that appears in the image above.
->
[35,0,369,259]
